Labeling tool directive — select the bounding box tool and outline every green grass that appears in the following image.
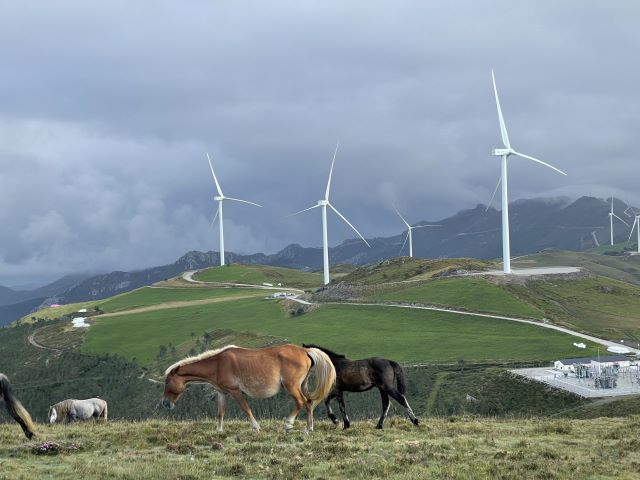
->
[505,275,640,344]
[194,264,323,288]
[589,240,636,254]
[83,298,600,366]
[511,250,640,285]
[3,418,640,479]
[97,286,267,313]
[369,277,544,319]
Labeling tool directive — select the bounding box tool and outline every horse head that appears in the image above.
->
[162,367,187,410]
[48,406,57,424]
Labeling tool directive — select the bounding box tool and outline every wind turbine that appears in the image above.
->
[206,152,262,266]
[490,70,567,274]
[627,207,640,254]
[608,196,629,245]
[394,207,440,258]
[289,142,370,285]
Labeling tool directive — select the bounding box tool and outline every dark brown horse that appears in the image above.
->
[302,344,419,429]
[163,344,336,433]
[1,374,35,439]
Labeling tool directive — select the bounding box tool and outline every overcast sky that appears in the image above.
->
[1,1,639,286]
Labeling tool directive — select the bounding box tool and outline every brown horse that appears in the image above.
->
[162,344,336,433]
[1,374,36,439]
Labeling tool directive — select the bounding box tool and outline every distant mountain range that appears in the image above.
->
[0,195,635,326]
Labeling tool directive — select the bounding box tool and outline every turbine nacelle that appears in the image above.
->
[318,200,329,206]
[214,196,225,201]
[492,148,512,157]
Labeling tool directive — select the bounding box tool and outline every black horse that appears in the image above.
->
[0,374,35,439]
[302,344,419,429]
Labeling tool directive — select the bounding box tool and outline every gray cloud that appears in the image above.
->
[1,1,639,284]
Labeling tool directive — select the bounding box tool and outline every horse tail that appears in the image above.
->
[303,348,336,408]
[0,374,36,439]
[101,401,108,422]
[390,361,407,395]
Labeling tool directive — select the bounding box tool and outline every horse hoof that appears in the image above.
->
[412,419,420,426]
[375,424,383,430]
[343,423,351,430]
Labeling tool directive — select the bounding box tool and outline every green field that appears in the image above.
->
[505,276,640,343]
[2,418,640,480]
[370,277,544,319]
[193,264,323,288]
[83,297,600,366]
[97,286,267,313]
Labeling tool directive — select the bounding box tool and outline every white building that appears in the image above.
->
[554,355,630,372]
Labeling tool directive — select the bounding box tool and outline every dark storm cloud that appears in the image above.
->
[1,1,639,284]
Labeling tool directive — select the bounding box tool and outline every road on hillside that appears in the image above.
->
[181,270,305,293]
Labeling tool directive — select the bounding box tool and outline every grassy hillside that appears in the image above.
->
[511,250,640,285]
[369,277,544,319]
[338,257,493,285]
[2,417,640,479]
[505,275,640,344]
[81,297,600,366]
[193,264,323,288]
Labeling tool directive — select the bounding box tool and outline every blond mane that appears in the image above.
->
[164,345,240,377]
[53,399,75,418]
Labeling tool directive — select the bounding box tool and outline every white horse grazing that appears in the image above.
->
[48,398,108,424]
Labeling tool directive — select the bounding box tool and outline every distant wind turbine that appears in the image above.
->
[394,207,440,258]
[288,142,370,285]
[608,196,629,245]
[206,152,262,266]
[626,206,640,254]
[490,70,567,274]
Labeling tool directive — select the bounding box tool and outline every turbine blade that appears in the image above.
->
[393,205,410,228]
[492,69,511,149]
[399,230,409,255]
[628,218,638,241]
[212,205,219,225]
[325,141,340,201]
[412,224,441,229]
[206,152,224,196]
[328,203,371,248]
[225,197,263,208]
[286,204,320,217]
[611,195,614,214]
[511,151,567,176]
[613,213,630,227]
[485,176,502,212]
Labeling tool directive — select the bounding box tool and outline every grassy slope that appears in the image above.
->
[194,264,323,288]
[370,277,544,319]
[511,250,640,285]
[505,275,640,343]
[3,418,640,479]
[339,257,493,285]
[83,298,600,365]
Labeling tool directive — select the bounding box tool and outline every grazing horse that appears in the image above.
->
[162,344,336,433]
[0,374,35,439]
[48,398,108,423]
[302,344,419,429]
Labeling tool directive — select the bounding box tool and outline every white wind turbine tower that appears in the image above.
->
[627,207,640,254]
[394,207,440,258]
[490,70,567,274]
[608,196,629,245]
[289,142,370,285]
[206,152,262,266]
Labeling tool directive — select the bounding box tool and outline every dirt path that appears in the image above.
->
[98,294,264,318]
[27,328,62,353]
[181,270,305,293]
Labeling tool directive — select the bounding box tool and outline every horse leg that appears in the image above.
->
[386,389,419,426]
[325,393,339,425]
[376,390,391,429]
[216,392,226,433]
[228,389,260,431]
[336,392,350,429]
[282,380,307,433]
